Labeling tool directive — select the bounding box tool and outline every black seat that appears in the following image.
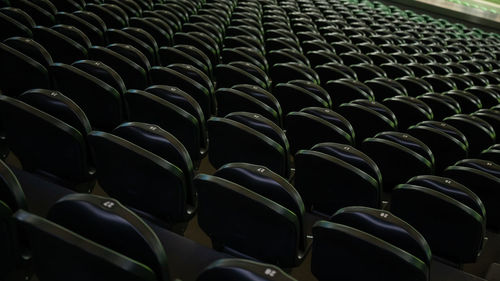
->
[231,84,283,126]
[150,66,212,118]
[87,130,194,231]
[51,24,91,50]
[362,131,434,191]
[443,163,500,232]
[0,95,94,191]
[273,83,329,115]
[466,86,500,109]
[107,43,151,75]
[0,159,26,278]
[159,46,211,77]
[215,64,268,90]
[285,108,354,154]
[18,88,91,137]
[14,209,158,281]
[270,62,320,85]
[444,90,482,114]
[226,61,271,89]
[72,60,126,97]
[365,77,407,101]
[215,88,279,125]
[194,162,310,267]
[337,100,397,145]
[0,42,49,96]
[314,63,357,86]
[0,7,35,30]
[197,259,296,281]
[0,12,32,40]
[174,32,219,66]
[312,207,430,281]
[417,93,461,121]
[88,46,148,90]
[383,96,433,130]
[49,63,123,131]
[85,3,127,29]
[396,76,434,97]
[10,0,55,26]
[124,90,202,163]
[444,114,495,157]
[207,116,289,178]
[295,143,381,216]
[145,85,207,157]
[33,26,87,64]
[106,29,157,65]
[3,37,53,68]
[391,178,485,264]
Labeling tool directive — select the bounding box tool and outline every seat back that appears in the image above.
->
[197,259,297,281]
[14,209,157,281]
[48,194,170,281]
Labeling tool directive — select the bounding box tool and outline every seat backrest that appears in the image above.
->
[48,194,170,281]
[0,95,93,191]
[194,173,302,267]
[87,131,190,225]
[197,259,298,281]
[112,122,196,211]
[312,219,429,281]
[14,209,157,281]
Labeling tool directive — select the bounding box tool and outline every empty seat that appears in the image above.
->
[3,37,53,68]
[0,159,26,278]
[417,93,461,121]
[324,79,374,105]
[444,114,495,157]
[285,108,354,154]
[295,142,381,216]
[0,95,94,191]
[443,162,500,231]
[444,90,482,114]
[0,43,49,96]
[0,12,32,40]
[362,131,434,191]
[49,63,123,131]
[391,176,485,264]
[87,129,194,231]
[197,259,297,281]
[33,26,87,64]
[124,90,202,163]
[365,77,407,101]
[207,115,289,178]
[337,100,397,145]
[215,64,268,90]
[312,206,430,281]
[194,163,310,267]
[270,62,319,85]
[274,83,330,115]
[88,46,148,90]
[383,96,433,130]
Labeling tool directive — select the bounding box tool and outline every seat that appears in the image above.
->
[167,63,215,103]
[0,7,35,29]
[466,86,500,109]
[391,178,485,264]
[270,62,319,85]
[285,108,354,154]
[215,88,279,125]
[72,60,126,97]
[396,76,434,97]
[383,96,433,130]
[443,164,500,232]
[194,162,309,267]
[267,48,310,67]
[0,42,49,96]
[361,131,434,191]
[306,50,342,67]
[417,93,461,121]
[473,109,500,139]
[145,85,207,157]
[0,95,94,191]
[314,63,357,86]
[207,116,289,178]
[197,259,297,281]
[87,130,194,231]
[3,37,53,68]
[159,46,211,77]
[215,64,268,90]
[295,143,381,216]
[226,61,271,89]
[273,83,329,115]
[150,66,212,118]
[0,12,32,40]
[365,77,407,101]
[0,159,26,278]
[10,0,55,26]
[480,144,500,164]
[51,24,92,50]
[221,47,268,72]
[337,100,397,145]
[85,3,127,29]
[231,84,283,127]
[14,209,158,281]
[408,120,469,173]
[18,89,91,137]
[312,207,430,281]
[422,74,457,93]
[444,114,495,157]
[174,32,219,66]
[50,0,83,12]
[351,63,387,81]
[124,90,202,163]
[88,46,148,90]
[33,26,87,64]
[106,29,157,65]
[49,63,123,131]
[444,90,482,114]
[55,12,105,45]
[325,78,375,105]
